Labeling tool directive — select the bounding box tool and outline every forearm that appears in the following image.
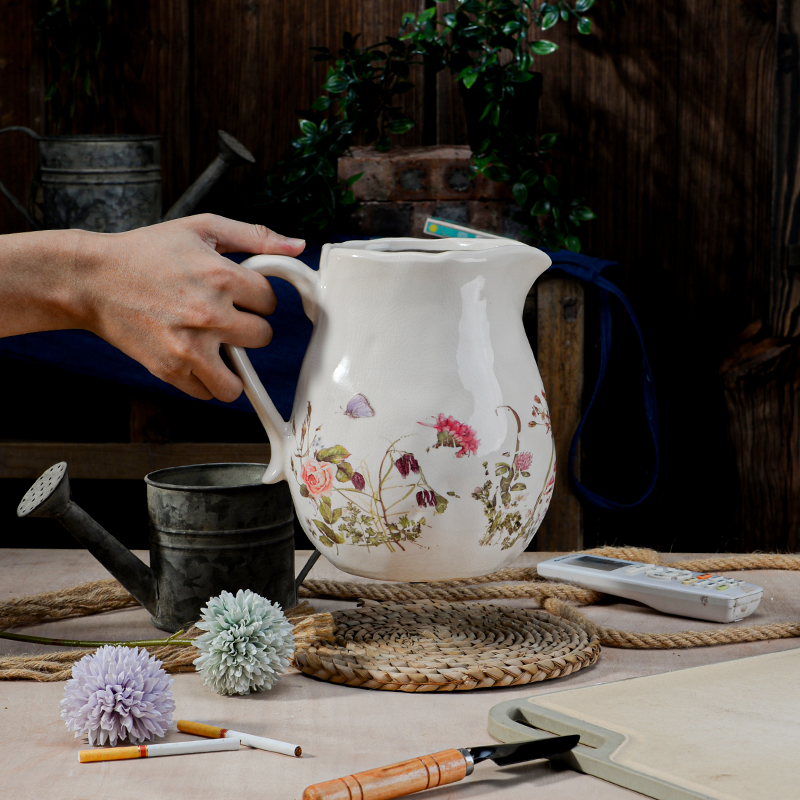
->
[0,229,93,336]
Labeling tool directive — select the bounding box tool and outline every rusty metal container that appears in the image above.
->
[38,134,161,232]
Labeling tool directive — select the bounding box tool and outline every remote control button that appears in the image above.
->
[696,574,712,580]
[625,565,649,575]
[682,578,699,584]
[646,571,672,580]
[717,585,730,591]
[669,570,693,580]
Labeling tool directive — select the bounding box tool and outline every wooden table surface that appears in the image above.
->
[1,549,798,800]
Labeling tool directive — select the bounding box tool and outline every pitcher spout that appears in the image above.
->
[16,462,157,615]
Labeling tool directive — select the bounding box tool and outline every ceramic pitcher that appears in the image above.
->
[226,238,554,581]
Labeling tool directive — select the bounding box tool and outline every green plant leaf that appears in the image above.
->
[574,205,597,220]
[512,182,528,206]
[418,6,437,23]
[317,445,351,464]
[386,118,415,134]
[544,174,559,195]
[531,40,559,55]
[540,132,559,149]
[541,11,559,30]
[312,96,331,111]
[575,0,595,11]
[577,17,592,34]
[566,235,581,252]
[299,119,317,135]
[462,71,479,89]
[531,199,552,216]
[503,20,522,34]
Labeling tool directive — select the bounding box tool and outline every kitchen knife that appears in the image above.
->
[302,734,580,800]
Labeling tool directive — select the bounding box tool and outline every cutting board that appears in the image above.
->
[488,648,799,800]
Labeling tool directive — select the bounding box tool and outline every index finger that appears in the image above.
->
[192,214,305,256]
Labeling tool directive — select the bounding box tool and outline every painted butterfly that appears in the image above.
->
[342,393,374,419]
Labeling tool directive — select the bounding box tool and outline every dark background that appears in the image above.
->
[0,1,775,553]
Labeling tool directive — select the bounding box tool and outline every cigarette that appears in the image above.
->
[79,738,239,763]
[178,719,302,757]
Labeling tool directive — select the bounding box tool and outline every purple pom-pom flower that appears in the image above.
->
[60,645,174,747]
[351,471,366,491]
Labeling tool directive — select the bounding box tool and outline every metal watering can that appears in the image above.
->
[0,128,254,232]
[17,462,319,632]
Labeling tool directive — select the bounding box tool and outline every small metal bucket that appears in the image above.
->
[145,463,296,632]
[38,134,162,231]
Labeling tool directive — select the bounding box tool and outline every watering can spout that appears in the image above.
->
[16,462,157,615]
[162,130,255,222]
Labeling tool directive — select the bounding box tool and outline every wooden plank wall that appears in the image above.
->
[0,1,776,553]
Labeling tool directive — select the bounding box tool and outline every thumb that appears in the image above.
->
[192,214,306,256]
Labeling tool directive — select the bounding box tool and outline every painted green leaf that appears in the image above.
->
[434,494,449,514]
[319,496,333,523]
[319,534,334,548]
[317,445,351,464]
[313,519,335,537]
[510,483,527,491]
[521,471,531,478]
[299,484,310,498]
[336,462,354,482]
[331,507,343,524]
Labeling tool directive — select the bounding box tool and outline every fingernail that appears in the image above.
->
[287,237,305,247]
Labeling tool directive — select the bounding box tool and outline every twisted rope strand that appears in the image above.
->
[1,548,797,681]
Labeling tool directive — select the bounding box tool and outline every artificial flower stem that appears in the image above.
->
[0,631,193,648]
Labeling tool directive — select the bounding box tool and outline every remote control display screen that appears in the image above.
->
[570,555,631,571]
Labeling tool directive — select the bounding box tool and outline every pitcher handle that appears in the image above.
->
[0,126,41,230]
[223,254,321,485]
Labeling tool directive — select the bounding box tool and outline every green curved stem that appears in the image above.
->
[0,631,194,649]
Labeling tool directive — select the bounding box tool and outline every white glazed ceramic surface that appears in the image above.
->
[226,238,554,581]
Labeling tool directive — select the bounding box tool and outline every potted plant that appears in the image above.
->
[400,0,616,251]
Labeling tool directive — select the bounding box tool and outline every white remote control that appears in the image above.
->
[536,554,763,623]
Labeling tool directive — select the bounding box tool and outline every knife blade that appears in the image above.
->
[301,734,580,800]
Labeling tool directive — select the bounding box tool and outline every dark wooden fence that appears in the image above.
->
[0,1,778,553]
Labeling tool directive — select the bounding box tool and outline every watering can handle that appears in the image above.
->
[0,127,41,229]
[224,254,321,485]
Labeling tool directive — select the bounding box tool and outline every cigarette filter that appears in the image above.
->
[178,719,301,757]
[79,737,239,763]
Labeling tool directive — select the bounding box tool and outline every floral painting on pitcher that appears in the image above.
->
[290,402,449,552]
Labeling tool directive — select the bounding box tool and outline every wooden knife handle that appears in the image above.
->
[302,748,468,800]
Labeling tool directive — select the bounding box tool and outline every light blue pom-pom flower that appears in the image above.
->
[60,646,174,746]
[193,589,295,696]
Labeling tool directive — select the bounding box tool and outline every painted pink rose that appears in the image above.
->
[301,459,335,496]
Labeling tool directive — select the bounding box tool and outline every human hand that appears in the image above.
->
[78,214,305,401]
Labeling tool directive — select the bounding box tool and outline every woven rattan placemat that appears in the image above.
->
[293,600,601,691]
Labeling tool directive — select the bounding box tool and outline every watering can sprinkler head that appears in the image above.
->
[17,461,72,520]
[17,462,158,616]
